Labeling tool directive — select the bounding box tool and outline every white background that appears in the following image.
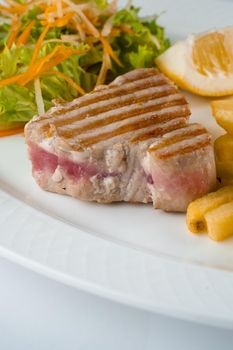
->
[1,255,233,350]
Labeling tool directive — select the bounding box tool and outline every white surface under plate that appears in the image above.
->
[1,0,233,328]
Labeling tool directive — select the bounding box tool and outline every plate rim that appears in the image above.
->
[1,186,233,329]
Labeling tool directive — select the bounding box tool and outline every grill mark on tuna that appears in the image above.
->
[56,98,188,138]
[71,106,190,150]
[78,117,188,149]
[38,72,168,121]
[149,125,207,152]
[153,134,211,159]
[39,83,177,133]
[27,68,192,151]
[130,118,187,143]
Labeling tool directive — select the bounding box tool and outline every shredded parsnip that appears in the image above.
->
[34,78,45,115]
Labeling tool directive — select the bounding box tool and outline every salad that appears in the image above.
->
[0,0,170,136]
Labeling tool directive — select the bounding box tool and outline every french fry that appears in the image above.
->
[186,186,233,233]
[192,100,233,241]
[215,134,233,162]
[211,100,233,135]
[216,161,233,179]
[205,201,233,241]
[218,178,233,187]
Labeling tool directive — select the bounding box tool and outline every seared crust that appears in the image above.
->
[149,123,212,159]
[25,68,191,150]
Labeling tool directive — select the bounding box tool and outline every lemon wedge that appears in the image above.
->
[156,27,233,96]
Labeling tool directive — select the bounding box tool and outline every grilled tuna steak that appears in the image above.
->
[25,68,216,212]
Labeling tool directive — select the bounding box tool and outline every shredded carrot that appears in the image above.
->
[120,24,135,36]
[0,3,27,15]
[100,36,122,67]
[39,3,56,12]
[44,4,57,23]
[41,11,75,27]
[0,127,24,137]
[22,46,82,85]
[46,70,85,95]
[53,11,75,27]
[0,73,23,88]
[6,16,21,48]
[0,46,83,88]
[45,4,57,13]
[41,49,80,74]
[16,20,35,46]
[29,24,50,67]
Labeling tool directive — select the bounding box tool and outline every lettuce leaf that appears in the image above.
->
[95,0,108,9]
[0,84,37,123]
[111,6,170,74]
[0,2,170,126]
[128,45,156,69]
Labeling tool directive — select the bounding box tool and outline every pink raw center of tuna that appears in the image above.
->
[152,168,210,196]
[29,143,115,180]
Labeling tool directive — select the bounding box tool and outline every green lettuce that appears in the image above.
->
[0,84,37,123]
[111,6,170,74]
[0,2,170,127]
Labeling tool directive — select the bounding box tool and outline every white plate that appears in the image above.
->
[1,0,233,329]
